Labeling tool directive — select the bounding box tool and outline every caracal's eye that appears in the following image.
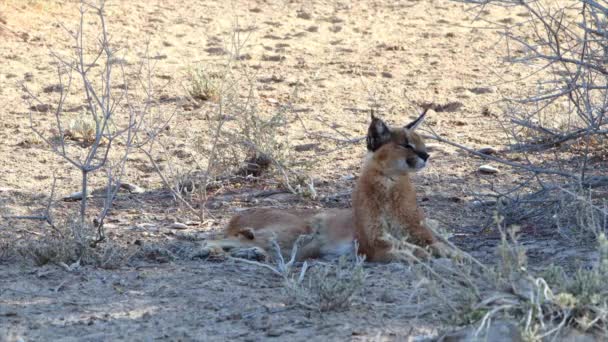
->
[400,143,415,150]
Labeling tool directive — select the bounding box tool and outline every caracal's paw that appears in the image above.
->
[230,247,268,261]
[192,244,226,260]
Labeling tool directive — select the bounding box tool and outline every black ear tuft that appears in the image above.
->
[237,228,255,240]
[405,108,428,130]
[367,115,392,151]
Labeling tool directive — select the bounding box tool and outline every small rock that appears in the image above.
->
[471,200,497,208]
[378,290,397,303]
[120,182,145,194]
[24,72,34,81]
[296,10,312,20]
[329,25,342,33]
[478,164,499,174]
[30,104,52,112]
[169,222,189,230]
[62,191,88,201]
[266,329,283,337]
[341,174,355,181]
[381,71,393,78]
[261,54,285,62]
[477,146,497,155]
[294,143,319,152]
[43,84,63,93]
[134,223,156,230]
[469,87,493,94]
[205,47,227,56]
[236,53,252,60]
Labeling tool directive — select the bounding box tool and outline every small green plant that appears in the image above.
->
[186,66,220,102]
[67,114,97,146]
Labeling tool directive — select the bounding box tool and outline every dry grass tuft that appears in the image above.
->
[228,236,366,312]
[284,254,366,312]
[17,236,131,270]
[555,187,608,241]
[422,211,608,340]
[186,66,220,102]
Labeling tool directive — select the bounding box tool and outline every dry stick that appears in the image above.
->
[423,128,579,180]
[495,7,608,180]
[94,53,151,235]
[3,176,63,238]
[228,235,311,280]
[140,147,202,219]
[197,87,233,220]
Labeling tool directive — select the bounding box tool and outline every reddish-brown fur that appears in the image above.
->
[352,147,435,261]
[203,111,441,262]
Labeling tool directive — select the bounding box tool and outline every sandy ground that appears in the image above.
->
[0,0,604,341]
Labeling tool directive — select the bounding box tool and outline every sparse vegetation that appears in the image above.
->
[229,235,367,312]
[421,211,608,340]
[186,66,220,102]
[2,0,608,341]
[17,218,131,269]
[8,0,168,264]
[284,254,366,312]
[145,20,318,221]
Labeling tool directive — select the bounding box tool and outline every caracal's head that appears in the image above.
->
[365,110,429,175]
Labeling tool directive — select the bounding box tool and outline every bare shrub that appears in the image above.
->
[432,0,608,240]
[11,0,167,262]
[191,62,313,189]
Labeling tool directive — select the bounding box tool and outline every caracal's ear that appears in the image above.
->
[367,110,392,151]
[405,108,428,131]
